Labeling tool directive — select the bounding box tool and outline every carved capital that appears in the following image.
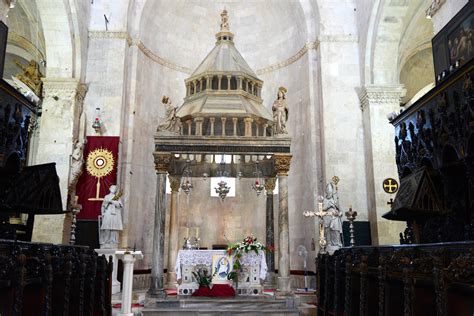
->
[169,176,181,192]
[358,85,406,111]
[42,78,87,103]
[274,154,292,176]
[154,153,171,173]
[265,178,276,194]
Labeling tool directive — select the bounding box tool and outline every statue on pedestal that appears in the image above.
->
[272,87,288,135]
[100,185,123,249]
[157,96,182,134]
[322,181,343,255]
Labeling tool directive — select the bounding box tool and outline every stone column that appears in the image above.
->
[194,117,204,136]
[218,75,222,90]
[210,117,215,136]
[232,117,238,136]
[166,176,181,288]
[206,76,212,91]
[359,85,405,245]
[186,83,190,96]
[221,117,227,136]
[263,124,268,137]
[186,120,192,136]
[244,118,253,137]
[116,251,143,316]
[264,178,276,287]
[33,78,87,244]
[274,154,292,295]
[227,75,231,90]
[148,153,170,297]
[237,76,243,90]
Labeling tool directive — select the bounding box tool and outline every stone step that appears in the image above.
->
[142,296,300,315]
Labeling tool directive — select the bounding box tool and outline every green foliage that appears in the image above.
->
[192,268,212,288]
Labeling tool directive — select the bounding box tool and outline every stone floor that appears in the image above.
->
[111,289,316,315]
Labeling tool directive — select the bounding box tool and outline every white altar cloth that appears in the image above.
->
[175,249,268,280]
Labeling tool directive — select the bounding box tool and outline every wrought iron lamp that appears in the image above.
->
[215,155,230,200]
[181,161,193,194]
[251,161,265,196]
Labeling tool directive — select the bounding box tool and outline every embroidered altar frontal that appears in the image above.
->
[175,250,267,295]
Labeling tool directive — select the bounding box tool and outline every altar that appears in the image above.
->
[175,250,267,296]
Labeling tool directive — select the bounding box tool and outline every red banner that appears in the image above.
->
[76,136,120,220]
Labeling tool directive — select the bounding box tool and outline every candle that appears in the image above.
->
[186,227,189,238]
[196,227,200,238]
[318,201,323,213]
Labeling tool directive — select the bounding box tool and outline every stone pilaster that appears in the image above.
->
[166,176,181,288]
[274,154,292,295]
[32,78,87,244]
[148,153,171,297]
[359,85,406,245]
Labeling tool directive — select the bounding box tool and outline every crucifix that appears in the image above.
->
[303,197,328,254]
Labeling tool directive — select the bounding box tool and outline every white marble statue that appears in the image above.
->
[322,182,343,255]
[157,96,182,134]
[100,185,123,249]
[272,87,289,135]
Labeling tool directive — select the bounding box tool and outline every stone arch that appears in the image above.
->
[366,0,435,87]
[36,0,85,79]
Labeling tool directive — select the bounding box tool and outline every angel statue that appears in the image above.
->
[272,87,289,135]
[14,59,43,96]
[322,180,343,255]
[157,95,182,134]
[99,185,123,249]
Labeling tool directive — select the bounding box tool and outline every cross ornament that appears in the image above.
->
[303,198,328,254]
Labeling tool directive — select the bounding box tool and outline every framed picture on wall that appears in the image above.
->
[211,254,233,284]
[432,1,474,84]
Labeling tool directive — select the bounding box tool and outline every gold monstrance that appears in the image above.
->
[86,148,115,201]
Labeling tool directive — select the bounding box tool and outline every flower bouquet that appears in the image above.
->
[226,234,272,282]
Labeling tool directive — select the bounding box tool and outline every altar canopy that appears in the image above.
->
[149,10,292,297]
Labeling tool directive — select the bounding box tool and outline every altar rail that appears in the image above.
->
[0,239,113,315]
[316,242,474,316]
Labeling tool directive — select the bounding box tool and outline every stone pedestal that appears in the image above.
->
[116,250,143,316]
[95,248,123,294]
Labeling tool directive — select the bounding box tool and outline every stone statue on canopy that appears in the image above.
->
[157,95,182,134]
[272,87,289,135]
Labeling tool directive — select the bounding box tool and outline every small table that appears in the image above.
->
[175,249,267,295]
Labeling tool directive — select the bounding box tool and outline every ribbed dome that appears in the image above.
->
[191,39,258,79]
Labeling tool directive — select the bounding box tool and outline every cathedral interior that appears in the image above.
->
[0,0,473,315]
